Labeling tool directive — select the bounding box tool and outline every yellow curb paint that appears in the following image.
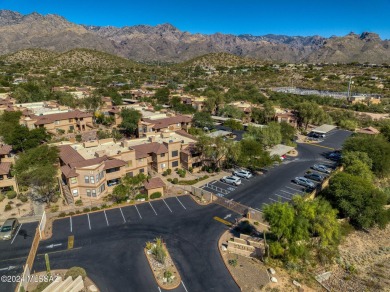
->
[213,216,233,226]
[68,235,74,249]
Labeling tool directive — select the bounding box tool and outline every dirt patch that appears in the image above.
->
[334,224,390,291]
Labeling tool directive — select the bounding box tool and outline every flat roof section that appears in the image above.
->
[311,124,337,134]
[267,144,295,157]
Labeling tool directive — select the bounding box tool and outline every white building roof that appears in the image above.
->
[207,130,232,138]
[267,144,295,157]
[312,124,337,134]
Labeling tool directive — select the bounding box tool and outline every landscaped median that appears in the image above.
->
[144,237,181,290]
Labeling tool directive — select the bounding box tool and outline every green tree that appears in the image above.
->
[343,135,390,177]
[342,151,374,181]
[111,183,128,203]
[120,108,142,137]
[13,145,59,203]
[82,93,103,113]
[238,138,273,170]
[325,172,390,229]
[193,112,214,129]
[224,119,243,131]
[122,173,147,200]
[280,121,296,145]
[295,102,329,130]
[154,88,170,104]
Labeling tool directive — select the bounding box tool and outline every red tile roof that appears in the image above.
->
[175,130,195,140]
[0,162,11,175]
[60,165,78,178]
[142,115,192,130]
[34,110,92,126]
[69,156,107,168]
[131,142,168,156]
[0,144,12,155]
[144,177,166,190]
[59,145,85,165]
[103,159,127,170]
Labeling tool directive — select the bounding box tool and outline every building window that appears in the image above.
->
[127,160,133,167]
[86,189,91,197]
[72,189,78,197]
[90,176,95,184]
[84,176,89,183]
[161,153,165,158]
[70,177,77,184]
[99,184,105,193]
[172,161,179,167]
[54,120,60,125]
[172,150,178,157]
[0,175,3,180]
[139,168,144,173]
[106,167,119,174]
[92,190,96,197]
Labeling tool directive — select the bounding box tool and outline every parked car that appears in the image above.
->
[327,152,342,161]
[0,218,19,240]
[220,176,242,186]
[232,169,252,179]
[308,132,326,139]
[293,177,315,189]
[312,164,332,174]
[304,172,325,182]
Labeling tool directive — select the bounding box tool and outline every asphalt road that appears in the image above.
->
[32,196,241,292]
[0,222,39,292]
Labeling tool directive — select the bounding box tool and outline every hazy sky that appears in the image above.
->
[1,0,389,38]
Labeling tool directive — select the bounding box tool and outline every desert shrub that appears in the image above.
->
[75,199,83,206]
[167,178,172,182]
[0,194,5,202]
[166,168,172,175]
[150,192,162,199]
[176,169,186,178]
[4,204,12,211]
[68,212,75,216]
[83,208,91,213]
[65,266,87,280]
[50,205,59,212]
[91,207,99,211]
[172,178,179,184]
[6,191,17,199]
[17,194,28,203]
[58,212,66,217]
[164,270,172,281]
[135,194,148,201]
[188,167,193,173]
[151,237,166,264]
[228,259,237,267]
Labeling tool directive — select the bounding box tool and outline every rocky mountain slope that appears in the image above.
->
[0,10,389,63]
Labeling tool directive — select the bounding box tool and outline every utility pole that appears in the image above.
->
[347,76,353,98]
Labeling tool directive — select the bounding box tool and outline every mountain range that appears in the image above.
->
[0,10,389,64]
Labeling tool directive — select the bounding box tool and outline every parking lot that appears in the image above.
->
[48,196,191,243]
[31,196,240,292]
[198,129,351,211]
[0,222,39,292]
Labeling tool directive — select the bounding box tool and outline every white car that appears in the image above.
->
[232,169,252,179]
[221,176,242,186]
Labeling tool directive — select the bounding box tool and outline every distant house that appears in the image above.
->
[144,177,166,197]
[357,126,380,135]
[0,145,18,193]
[138,115,192,137]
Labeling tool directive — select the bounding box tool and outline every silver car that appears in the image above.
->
[232,169,252,179]
[293,177,315,188]
[312,164,332,174]
[221,176,242,186]
[0,218,19,240]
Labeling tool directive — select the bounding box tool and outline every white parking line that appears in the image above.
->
[218,180,236,188]
[254,208,263,213]
[181,281,189,292]
[134,205,142,219]
[285,186,304,193]
[274,194,291,201]
[157,287,162,292]
[162,199,173,213]
[263,202,269,206]
[269,197,279,203]
[119,208,126,223]
[211,180,217,184]
[87,213,91,230]
[70,217,73,232]
[280,189,295,195]
[149,202,158,215]
[175,196,186,210]
[104,210,109,226]
[11,224,22,244]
